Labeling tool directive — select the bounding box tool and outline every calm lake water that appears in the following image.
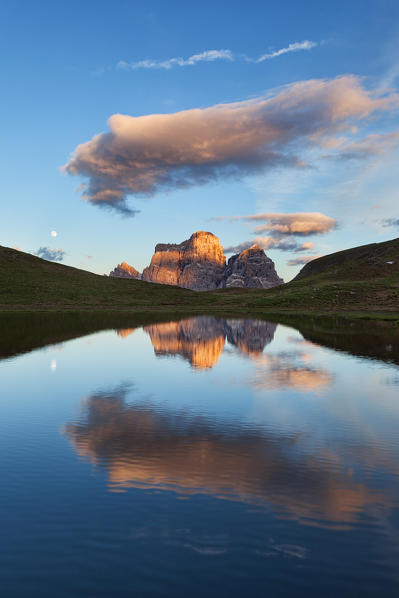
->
[1,316,399,597]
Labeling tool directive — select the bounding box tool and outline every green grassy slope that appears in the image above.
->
[294,237,399,281]
[1,238,399,314]
[0,245,213,309]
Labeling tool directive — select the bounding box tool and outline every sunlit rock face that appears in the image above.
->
[109,261,141,279]
[117,232,283,291]
[221,244,283,289]
[142,231,226,291]
[142,317,277,369]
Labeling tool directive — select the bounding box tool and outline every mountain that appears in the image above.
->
[221,244,283,289]
[141,231,282,291]
[109,262,141,279]
[142,231,226,291]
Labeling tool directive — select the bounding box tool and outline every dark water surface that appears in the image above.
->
[1,316,399,597]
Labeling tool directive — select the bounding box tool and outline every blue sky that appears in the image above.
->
[1,0,399,280]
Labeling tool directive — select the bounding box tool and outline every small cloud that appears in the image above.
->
[221,213,334,256]
[117,41,318,71]
[118,49,233,71]
[255,40,317,62]
[287,255,323,267]
[381,218,399,228]
[35,247,65,262]
[51,230,58,237]
[224,237,317,254]
[298,241,315,251]
[246,212,337,236]
[328,130,399,161]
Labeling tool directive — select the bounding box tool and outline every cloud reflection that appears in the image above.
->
[64,386,390,529]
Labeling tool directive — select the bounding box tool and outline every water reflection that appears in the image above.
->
[64,385,392,529]
[117,317,332,391]
[4,315,399,596]
[249,352,333,391]
[117,317,277,369]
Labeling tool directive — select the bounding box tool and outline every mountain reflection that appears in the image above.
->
[118,317,277,369]
[64,387,390,529]
[117,317,332,391]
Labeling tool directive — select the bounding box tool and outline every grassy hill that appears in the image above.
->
[1,238,399,316]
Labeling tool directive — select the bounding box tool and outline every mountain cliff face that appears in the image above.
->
[112,231,283,291]
[221,245,283,289]
[142,231,226,291]
[109,262,141,279]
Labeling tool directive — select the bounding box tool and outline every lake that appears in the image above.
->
[1,315,399,597]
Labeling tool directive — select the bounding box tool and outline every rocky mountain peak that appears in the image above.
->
[116,231,283,291]
[142,231,226,291]
[221,245,283,289]
[109,262,141,279]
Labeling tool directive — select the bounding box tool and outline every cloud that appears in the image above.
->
[381,218,399,227]
[224,237,316,254]
[232,212,338,236]
[63,76,398,214]
[117,41,317,71]
[255,40,317,62]
[287,255,323,267]
[118,49,233,70]
[221,212,333,256]
[35,247,65,262]
[329,130,399,160]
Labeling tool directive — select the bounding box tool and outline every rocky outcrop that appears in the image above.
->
[109,262,141,279]
[220,244,283,289]
[112,232,283,291]
[142,231,226,291]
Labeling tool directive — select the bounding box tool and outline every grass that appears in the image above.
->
[0,238,399,317]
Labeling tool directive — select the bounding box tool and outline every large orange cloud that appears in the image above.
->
[63,76,398,214]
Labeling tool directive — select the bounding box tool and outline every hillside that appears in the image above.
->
[294,237,399,281]
[1,238,399,315]
[0,245,207,309]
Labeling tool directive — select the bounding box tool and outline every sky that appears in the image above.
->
[1,0,399,281]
